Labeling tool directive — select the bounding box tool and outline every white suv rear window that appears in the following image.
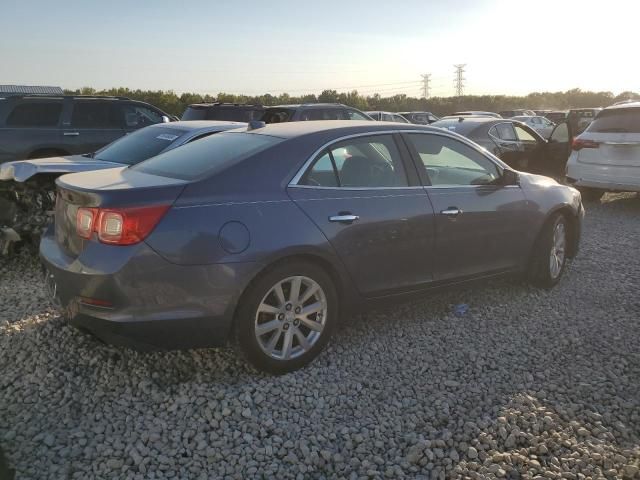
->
[588,108,640,133]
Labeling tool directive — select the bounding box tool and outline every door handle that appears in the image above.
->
[63,132,80,136]
[440,207,462,217]
[329,214,359,223]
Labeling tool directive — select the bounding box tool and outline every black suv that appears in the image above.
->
[0,95,172,162]
[181,103,265,122]
[261,103,372,123]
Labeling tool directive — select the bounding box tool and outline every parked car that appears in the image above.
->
[261,103,372,123]
[0,121,245,254]
[0,95,173,163]
[499,109,536,118]
[365,111,410,123]
[512,115,556,138]
[545,111,568,124]
[181,103,264,122]
[566,102,640,200]
[41,120,583,373]
[451,111,502,118]
[534,110,552,116]
[567,108,602,136]
[398,111,439,124]
[431,116,571,176]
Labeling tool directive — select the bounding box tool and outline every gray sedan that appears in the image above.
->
[41,121,584,373]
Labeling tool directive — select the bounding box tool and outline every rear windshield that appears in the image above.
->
[262,108,295,123]
[430,119,479,135]
[93,126,188,165]
[587,108,640,133]
[131,132,283,180]
[182,107,263,122]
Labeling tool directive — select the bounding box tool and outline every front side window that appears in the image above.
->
[71,101,121,128]
[300,134,408,188]
[6,101,63,127]
[345,109,370,120]
[262,108,295,123]
[407,133,500,186]
[122,104,163,128]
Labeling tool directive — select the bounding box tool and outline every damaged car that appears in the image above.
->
[0,120,245,254]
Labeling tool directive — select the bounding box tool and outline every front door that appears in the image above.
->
[287,133,436,296]
[402,132,530,281]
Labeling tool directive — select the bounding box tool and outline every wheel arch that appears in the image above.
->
[537,204,580,259]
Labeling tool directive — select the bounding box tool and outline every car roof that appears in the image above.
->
[265,103,351,109]
[603,101,640,110]
[243,120,436,139]
[149,120,247,132]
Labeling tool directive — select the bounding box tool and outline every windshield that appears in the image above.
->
[587,108,640,133]
[132,132,283,180]
[94,126,188,165]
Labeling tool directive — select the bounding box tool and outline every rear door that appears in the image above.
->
[403,131,529,280]
[287,132,437,296]
[64,100,125,154]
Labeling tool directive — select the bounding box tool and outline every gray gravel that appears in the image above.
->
[1,193,639,480]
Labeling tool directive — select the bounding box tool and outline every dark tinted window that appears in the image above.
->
[408,133,500,186]
[300,109,344,121]
[205,107,262,122]
[301,134,408,188]
[588,108,640,133]
[93,126,188,165]
[6,101,62,127]
[71,102,121,128]
[132,132,282,180]
[262,108,295,123]
[345,109,371,120]
[181,107,206,121]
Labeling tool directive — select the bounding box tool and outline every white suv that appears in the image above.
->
[566,102,640,200]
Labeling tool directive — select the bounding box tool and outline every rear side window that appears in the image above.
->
[301,134,408,188]
[6,101,62,127]
[588,108,640,133]
[71,102,121,128]
[181,107,206,121]
[493,123,517,141]
[262,108,295,123]
[132,132,282,180]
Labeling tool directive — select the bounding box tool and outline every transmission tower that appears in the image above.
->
[421,74,431,99]
[453,64,466,96]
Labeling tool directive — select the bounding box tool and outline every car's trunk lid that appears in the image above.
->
[578,132,640,167]
[54,167,187,258]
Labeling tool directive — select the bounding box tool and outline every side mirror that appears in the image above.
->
[501,169,519,186]
[161,115,171,123]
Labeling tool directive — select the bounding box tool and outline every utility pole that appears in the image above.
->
[453,64,466,96]
[421,73,431,99]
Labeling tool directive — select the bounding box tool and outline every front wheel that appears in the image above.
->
[527,213,568,288]
[235,261,338,374]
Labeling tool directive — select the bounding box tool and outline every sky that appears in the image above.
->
[1,0,639,97]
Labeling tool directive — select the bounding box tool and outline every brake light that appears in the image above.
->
[76,205,169,245]
[76,208,98,239]
[572,138,600,151]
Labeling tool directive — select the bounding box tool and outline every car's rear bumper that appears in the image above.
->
[40,230,261,350]
[566,154,640,192]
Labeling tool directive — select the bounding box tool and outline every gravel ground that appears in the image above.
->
[1,193,639,480]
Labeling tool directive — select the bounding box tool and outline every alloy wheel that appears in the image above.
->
[549,221,566,279]
[254,276,327,360]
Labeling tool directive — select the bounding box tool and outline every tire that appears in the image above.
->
[234,261,338,374]
[578,187,604,202]
[527,213,568,289]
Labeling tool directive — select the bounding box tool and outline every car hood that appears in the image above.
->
[0,155,124,183]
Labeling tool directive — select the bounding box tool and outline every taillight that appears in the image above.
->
[76,205,169,245]
[572,138,600,151]
[76,208,98,239]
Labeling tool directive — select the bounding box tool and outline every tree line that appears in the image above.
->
[65,87,640,118]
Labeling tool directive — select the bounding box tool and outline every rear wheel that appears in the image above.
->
[578,187,604,202]
[235,261,338,374]
[527,213,568,288]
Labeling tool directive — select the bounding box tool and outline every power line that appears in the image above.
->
[421,74,431,99]
[454,64,466,97]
